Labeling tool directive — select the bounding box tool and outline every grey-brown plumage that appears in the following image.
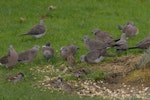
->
[18,45,40,63]
[7,72,24,82]
[42,42,54,59]
[72,69,87,78]
[60,44,79,60]
[113,33,128,51]
[60,82,74,93]
[80,47,107,64]
[20,20,46,38]
[92,29,119,45]
[60,46,70,60]
[0,45,18,68]
[48,77,63,88]
[67,54,76,67]
[83,36,108,51]
[128,35,150,50]
[68,44,79,56]
[118,21,139,38]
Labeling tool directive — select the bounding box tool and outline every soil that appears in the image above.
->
[33,54,150,99]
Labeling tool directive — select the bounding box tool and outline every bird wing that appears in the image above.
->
[137,37,150,49]
[0,55,9,64]
[137,38,150,45]
[18,50,30,62]
[86,49,105,62]
[116,40,127,46]
[27,24,46,35]
[90,40,106,50]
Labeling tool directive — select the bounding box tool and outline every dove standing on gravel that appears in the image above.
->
[113,33,128,52]
[80,47,107,64]
[19,19,46,38]
[7,72,24,82]
[42,42,54,59]
[92,29,119,45]
[0,45,18,68]
[128,34,150,50]
[118,21,139,38]
[18,45,40,63]
[83,36,108,51]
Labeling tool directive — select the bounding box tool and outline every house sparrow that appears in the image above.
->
[7,72,24,82]
[72,69,87,78]
[48,77,63,88]
[60,82,74,93]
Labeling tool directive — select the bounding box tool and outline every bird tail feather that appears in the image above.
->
[128,46,138,49]
[18,33,29,36]
[114,38,120,42]
[118,25,124,30]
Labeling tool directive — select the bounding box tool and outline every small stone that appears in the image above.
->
[48,5,57,10]
[144,87,149,91]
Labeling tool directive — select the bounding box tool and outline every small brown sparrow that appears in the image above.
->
[60,82,74,93]
[48,77,63,88]
[7,72,24,82]
[72,69,87,78]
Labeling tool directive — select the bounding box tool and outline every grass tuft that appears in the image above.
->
[136,48,150,69]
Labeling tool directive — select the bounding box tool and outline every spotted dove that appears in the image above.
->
[20,19,46,38]
[0,45,18,68]
[18,45,40,63]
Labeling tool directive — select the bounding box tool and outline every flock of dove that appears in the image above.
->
[0,19,149,89]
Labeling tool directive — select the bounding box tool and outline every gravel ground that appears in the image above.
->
[30,63,150,100]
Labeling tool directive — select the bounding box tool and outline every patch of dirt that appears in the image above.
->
[99,55,142,76]
[31,54,150,99]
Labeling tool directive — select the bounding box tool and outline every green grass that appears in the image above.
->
[0,0,150,99]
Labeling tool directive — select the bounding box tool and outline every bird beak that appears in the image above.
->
[42,46,46,48]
